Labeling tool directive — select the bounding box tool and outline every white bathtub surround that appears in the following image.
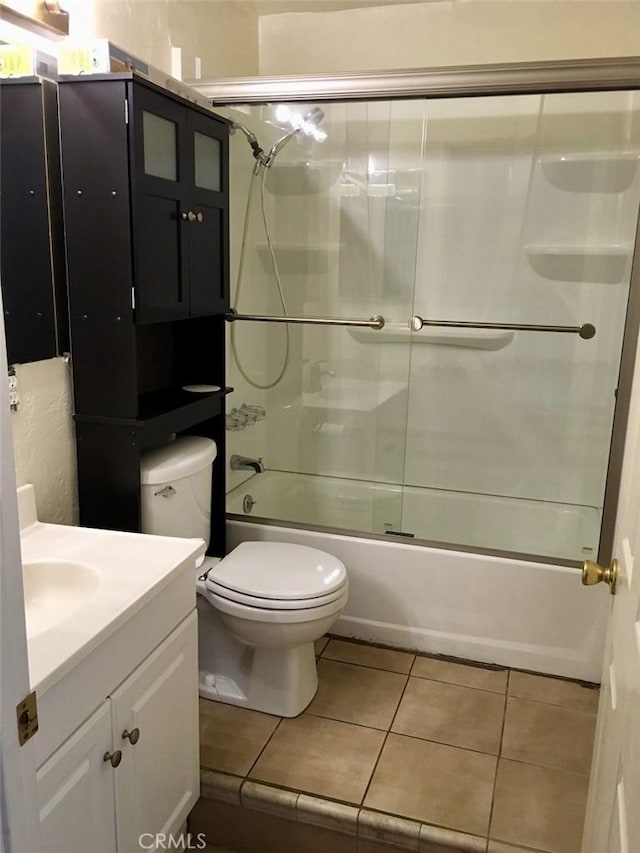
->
[228,519,609,683]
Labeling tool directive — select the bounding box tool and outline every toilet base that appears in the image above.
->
[197,596,319,717]
[198,643,318,717]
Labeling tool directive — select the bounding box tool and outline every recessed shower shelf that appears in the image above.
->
[525,244,631,283]
[538,153,640,193]
[264,160,343,195]
[348,324,514,350]
[257,243,341,275]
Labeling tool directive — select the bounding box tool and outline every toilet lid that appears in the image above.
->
[205,541,347,601]
[205,578,347,610]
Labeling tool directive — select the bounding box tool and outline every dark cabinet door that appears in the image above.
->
[130,83,228,323]
[185,111,229,316]
[130,85,189,324]
[0,82,57,363]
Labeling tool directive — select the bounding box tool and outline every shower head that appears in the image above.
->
[232,108,326,172]
[265,107,327,167]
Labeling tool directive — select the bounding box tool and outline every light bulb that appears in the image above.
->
[302,120,317,136]
[290,112,304,130]
[313,129,327,143]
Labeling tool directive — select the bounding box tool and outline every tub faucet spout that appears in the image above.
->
[230,454,265,474]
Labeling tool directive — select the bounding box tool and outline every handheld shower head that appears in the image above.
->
[265,107,326,167]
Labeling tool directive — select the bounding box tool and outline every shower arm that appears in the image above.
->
[410,316,596,340]
[225,309,385,330]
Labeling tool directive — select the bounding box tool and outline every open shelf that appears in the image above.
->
[538,153,640,193]
[525,244,631,283]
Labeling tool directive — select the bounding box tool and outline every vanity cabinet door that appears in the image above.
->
[36,701,117,853]
[111,611,199,853]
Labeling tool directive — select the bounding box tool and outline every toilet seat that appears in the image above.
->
[204,541,347,602]
[205,577,348,610]
[206,583,349,624]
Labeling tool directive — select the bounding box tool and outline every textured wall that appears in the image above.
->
[11,358,78,525]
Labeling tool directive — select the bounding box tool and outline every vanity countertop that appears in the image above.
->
[18,484,205,695]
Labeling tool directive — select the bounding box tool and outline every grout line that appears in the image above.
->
[486,668,511,841]
[243,716,284,781]
[320,654,414,676]
[358,669,412,808]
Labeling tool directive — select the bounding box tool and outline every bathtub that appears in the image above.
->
[227,471,609,682]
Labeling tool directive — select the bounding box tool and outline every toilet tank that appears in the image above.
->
[140,436,217,547]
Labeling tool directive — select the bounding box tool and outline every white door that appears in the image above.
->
[111,612,199,853]
[582,340,640,851]
[0,310,41,851]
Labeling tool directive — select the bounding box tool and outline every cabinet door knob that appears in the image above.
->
[122,727,140,745]
[187,210,197,222]
[196,212,203,223]
[103,749,122,768]
[181,212,188,220]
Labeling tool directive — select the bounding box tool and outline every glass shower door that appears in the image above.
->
[223,97,425,536]
[397,90,640,560]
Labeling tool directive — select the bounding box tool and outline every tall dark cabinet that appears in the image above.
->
[58,73,230,554]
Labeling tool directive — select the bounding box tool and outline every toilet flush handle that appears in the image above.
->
[154,485,176,498]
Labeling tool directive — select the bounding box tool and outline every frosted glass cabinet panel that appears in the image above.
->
[142,111,177,181]
[194,131,221,191]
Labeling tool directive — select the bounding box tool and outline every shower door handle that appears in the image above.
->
[409,315,596,339]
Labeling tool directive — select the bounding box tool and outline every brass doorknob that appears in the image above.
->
[582,559,618,595]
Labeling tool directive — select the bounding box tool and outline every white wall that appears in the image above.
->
[259,0,640,75]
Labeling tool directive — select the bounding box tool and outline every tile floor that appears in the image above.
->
[197,636,599,853]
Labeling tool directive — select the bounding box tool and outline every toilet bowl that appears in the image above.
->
[140,437,348,717]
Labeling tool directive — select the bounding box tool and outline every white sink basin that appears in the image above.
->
[22,560,100,639]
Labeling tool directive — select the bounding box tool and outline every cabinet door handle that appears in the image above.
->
[122,727,140,745]
[103,749,122,768]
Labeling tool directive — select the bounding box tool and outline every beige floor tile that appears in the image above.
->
[508,671,599,713]
[324,639,415,674]
[501,697,596,775]
[307,660,408,729]
[412,656,508,694]
[490,759,589,853]
[249,714,386,804]
[488,843,544,852]
[199,699,280,776]
[364,733,496,837]
[391,676,505,754]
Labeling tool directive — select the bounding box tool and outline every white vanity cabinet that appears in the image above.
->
[36,612,199,853]
[37,702,117,853]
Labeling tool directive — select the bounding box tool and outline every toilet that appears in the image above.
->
[140,436,348,717]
